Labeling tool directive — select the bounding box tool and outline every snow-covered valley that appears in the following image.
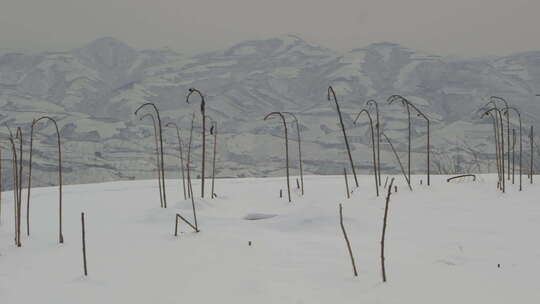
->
[3,36,540,187]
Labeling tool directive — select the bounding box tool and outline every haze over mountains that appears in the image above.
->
[1,35,539,187]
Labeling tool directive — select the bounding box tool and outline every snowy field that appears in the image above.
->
[1,174,539,303]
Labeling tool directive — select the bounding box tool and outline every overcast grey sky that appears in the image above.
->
[1,0,539,56]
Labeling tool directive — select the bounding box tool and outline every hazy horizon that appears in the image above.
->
[1,0,539,57]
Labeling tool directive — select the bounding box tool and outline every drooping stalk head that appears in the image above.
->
[186,88,205,113]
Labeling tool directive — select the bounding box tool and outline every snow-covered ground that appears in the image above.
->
[1,174,539,303]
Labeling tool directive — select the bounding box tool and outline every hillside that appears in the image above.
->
[1,35,540,186]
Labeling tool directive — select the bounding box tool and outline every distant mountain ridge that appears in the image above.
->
[1,35,539,187]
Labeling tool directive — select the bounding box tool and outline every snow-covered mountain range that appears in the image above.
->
[1,35,539,187]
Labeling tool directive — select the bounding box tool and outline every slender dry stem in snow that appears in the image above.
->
[491,96,510,181]
[343,168,350,199]
[512,129,516,184]
[7,135,20,247]
[134,103,167,208]
[328,86,358,187]
[174,213,199,236]
[366,100,382,186]
[530,125,534,184]
[187,114,198,231]
[503,107,522,191]
[339,203,357,277]
[16,128,23,244]
[388,95,412,183]
[283,112,304,195]
[28,117,64,243]
[353,109,379,196]
[81,212,88,276]
[382,132,412,191]
[141,113,164,208]
[186,88,207,198]
[165,122,187,201]
[264,112,292,203]
[381,177,395,282]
